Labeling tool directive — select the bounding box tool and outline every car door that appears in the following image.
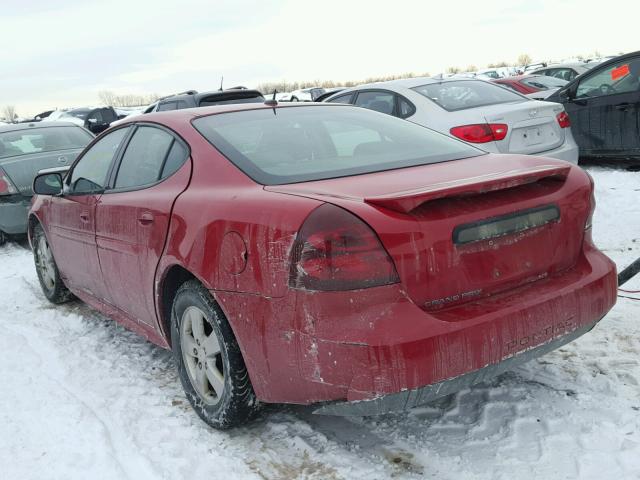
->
[564,56,640,156]
[47,127,129,300]
[95,125,191,327]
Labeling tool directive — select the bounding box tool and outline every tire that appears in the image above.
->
[291,96,299,102]
[171,280,259,429]
[32,223,74,304]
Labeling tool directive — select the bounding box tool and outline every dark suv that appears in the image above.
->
[155,88,264,112]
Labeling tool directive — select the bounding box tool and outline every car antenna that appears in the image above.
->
[219,75,224,91]
[264,89,278,109]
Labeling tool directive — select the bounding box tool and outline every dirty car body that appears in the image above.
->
[29,103,617,423]
[0,122,93,239]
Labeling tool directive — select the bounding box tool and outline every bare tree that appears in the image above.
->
[465,65,478,72]
[2,105,16,123]
[488,61,510,68]
[446,66,461,74]
[98,90,117,106]
[517,53,532,66]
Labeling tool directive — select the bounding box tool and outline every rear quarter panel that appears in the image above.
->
[157,123,322,299]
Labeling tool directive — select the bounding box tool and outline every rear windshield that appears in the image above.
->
[412,80,526,111]
[192,105,483,185]
[0,126,93,159]
[60,109,91,120]
[199,95,264,107]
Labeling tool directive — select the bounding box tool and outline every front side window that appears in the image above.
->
[354,91,395,115]
[576,58,640,98]
[114,127,173,189]
[193,105,483,185]
[327,93,354,104]
[412,80,525,112]
[0,126,93,159]
[69,128,128,193]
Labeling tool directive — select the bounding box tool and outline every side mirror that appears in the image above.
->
[33,172,63,196]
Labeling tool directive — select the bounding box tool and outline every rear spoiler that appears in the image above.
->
[364,164,571,213]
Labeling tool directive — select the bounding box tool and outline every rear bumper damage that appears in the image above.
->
[313,318,598,415]
[215,243,616,410]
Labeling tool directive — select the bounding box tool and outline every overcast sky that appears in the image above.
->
[1,0,638,116]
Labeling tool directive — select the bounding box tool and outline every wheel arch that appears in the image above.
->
[27,213,43,248]
[157,264,197,347]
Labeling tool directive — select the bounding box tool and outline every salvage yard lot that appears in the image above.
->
[1,165,638,480]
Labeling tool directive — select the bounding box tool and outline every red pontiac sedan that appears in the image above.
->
[29,103,617,429]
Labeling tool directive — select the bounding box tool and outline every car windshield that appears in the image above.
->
[193,105,484,185]
[521,76,568,90]
[412,80,525,111]
[0,126,93,159]
[60,109,91,120]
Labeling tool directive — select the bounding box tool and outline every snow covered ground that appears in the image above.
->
[1,166,638,480]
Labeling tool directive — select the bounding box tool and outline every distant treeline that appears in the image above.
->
[255,72,431,95]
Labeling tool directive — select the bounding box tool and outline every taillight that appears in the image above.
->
[0,168,18,196]
[450,123,508,143]
[556,111,571,128]
[289,204,399,291]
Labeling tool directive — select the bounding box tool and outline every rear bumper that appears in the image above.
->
[534,139,579,164]
[0,198,30,234]
[216,243,617,409]
[314,318,598,415]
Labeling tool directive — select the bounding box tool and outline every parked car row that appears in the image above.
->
[321,51,640,163]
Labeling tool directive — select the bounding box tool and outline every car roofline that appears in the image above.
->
[0,121,83,133]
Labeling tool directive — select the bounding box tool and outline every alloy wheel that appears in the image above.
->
[180,306,225,405]
[36,235,56,291]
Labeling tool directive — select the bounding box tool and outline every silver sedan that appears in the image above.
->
[323,77,579,164]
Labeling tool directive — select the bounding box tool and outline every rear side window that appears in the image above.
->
[412,80,525,111]
[161,141,189,179]
[398,97,415,118]
[193,105,482,185]
[157,101,178,111]
[354,91,395,115]
[114,127,173,189]
[547,68,576,81]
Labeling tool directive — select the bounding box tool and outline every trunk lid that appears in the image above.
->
[0,148,81,196]
[267,153,591,312]
[482,100,565,155]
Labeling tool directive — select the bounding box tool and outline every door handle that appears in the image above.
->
[79,212,89,223]
[138,212,154,225]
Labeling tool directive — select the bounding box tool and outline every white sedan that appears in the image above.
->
[324,77,579,163]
